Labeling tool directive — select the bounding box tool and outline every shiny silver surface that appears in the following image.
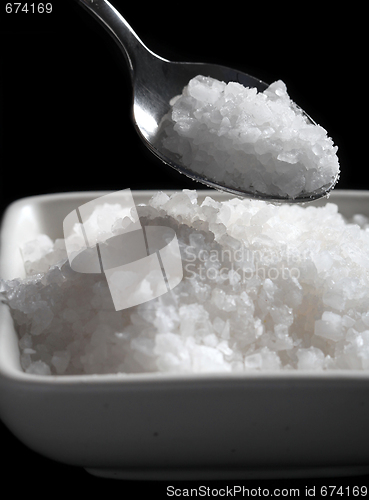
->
[77,0,338,202]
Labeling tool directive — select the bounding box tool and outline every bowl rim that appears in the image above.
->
[2,187,369,214]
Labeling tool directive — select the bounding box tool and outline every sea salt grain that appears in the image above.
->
[160,77,340,199]
[1,190,369,375]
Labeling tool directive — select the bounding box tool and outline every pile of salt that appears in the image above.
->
[160,77,340,198]
[1,190,369,376]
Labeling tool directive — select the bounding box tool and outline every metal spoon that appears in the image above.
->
[76,0,338,203]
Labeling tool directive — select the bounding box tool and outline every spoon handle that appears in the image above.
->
[76,0,161,78]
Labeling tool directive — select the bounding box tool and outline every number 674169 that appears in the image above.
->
[5,3,53,13]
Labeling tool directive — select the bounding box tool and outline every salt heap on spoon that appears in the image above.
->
[160,77,340,199]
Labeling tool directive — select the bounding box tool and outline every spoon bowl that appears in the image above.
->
[77,0,338,202]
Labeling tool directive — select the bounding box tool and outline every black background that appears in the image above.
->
[1,0,369,494]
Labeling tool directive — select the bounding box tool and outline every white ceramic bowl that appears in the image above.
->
[1,190,369,480]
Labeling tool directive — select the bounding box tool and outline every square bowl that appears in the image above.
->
[1,189,369,480]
